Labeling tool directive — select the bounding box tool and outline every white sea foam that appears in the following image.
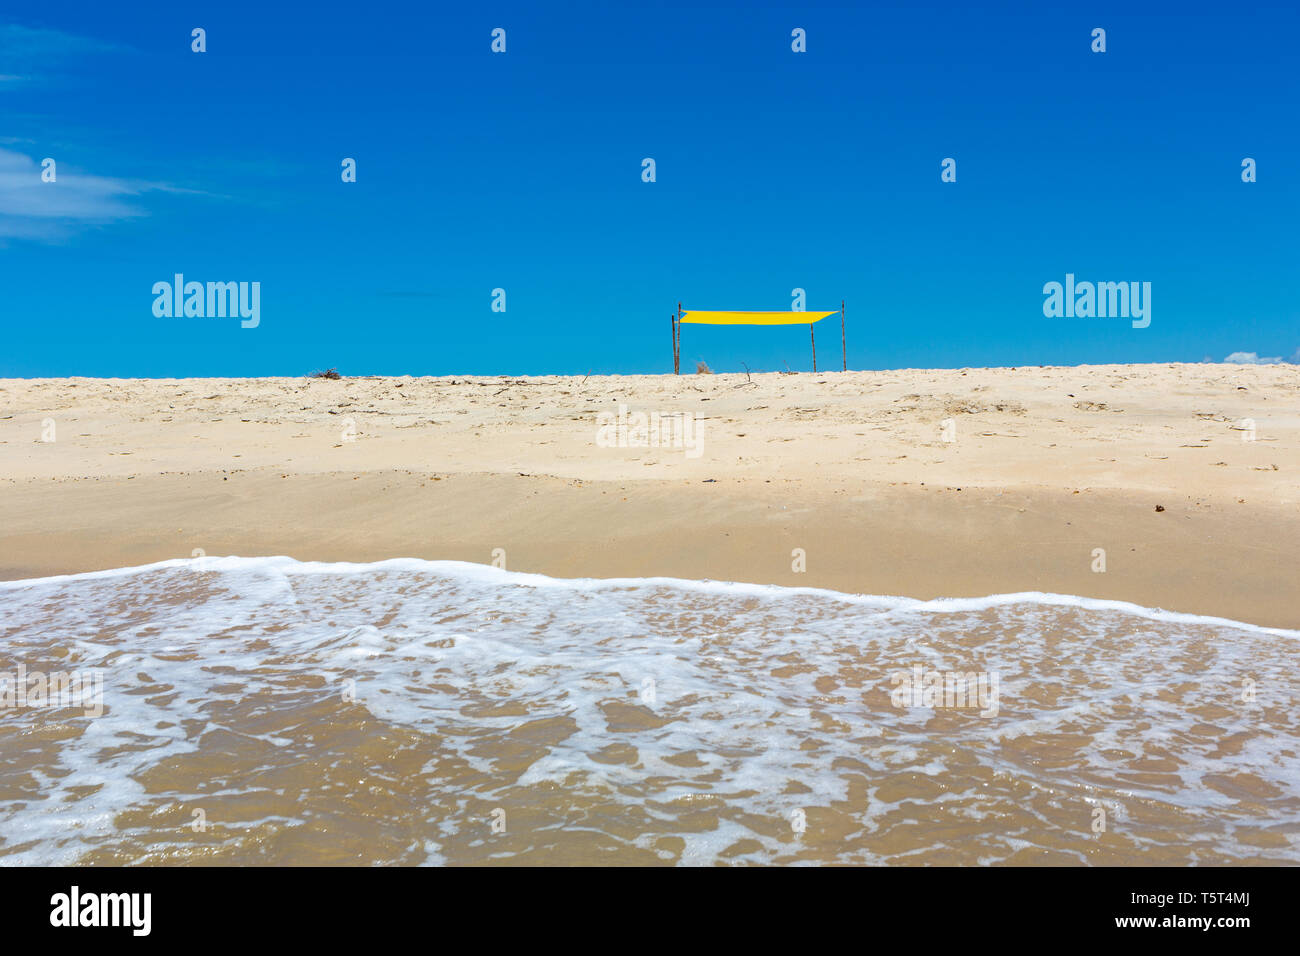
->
[0,556,1296,865]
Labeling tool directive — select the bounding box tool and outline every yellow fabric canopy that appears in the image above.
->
[680,310,838,326]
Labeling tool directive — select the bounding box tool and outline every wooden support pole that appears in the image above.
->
[670,314,676,373]
[841,299,846,372]
[810,322,817,373]
[676,302,682,374]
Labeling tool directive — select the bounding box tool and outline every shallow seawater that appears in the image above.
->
[0,556,1295,866]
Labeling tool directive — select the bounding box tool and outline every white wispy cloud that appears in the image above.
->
[0,148,192,241]
[0,22,125,89]
[0,22,123,57]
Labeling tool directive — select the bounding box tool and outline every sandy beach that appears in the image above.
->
[2,363,1296,629]
[3,363,1298,866]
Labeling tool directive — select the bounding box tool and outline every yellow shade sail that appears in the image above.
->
[680,310,838,326]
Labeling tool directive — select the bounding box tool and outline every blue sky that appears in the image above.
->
[1,0,1296,377]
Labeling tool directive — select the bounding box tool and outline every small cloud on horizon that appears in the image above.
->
[1222,349,1300,365]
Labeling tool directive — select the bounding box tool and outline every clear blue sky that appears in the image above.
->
[2,0,1296,377]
